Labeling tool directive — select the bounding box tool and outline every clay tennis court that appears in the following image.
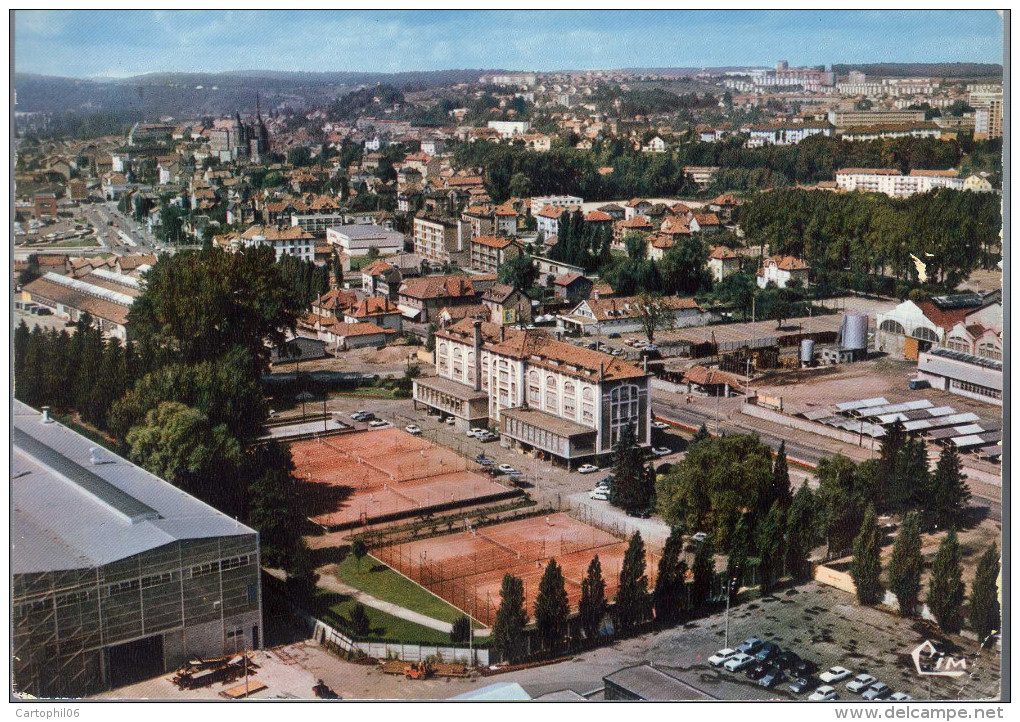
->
[290,428,515,530]
[375,513,658,626]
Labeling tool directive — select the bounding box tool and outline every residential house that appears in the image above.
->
[559,295,712,336]
[470,235,521,274]
[482,284,533,326]
[361,259,402,300]
[239,224,316,262]
[707,246,741,283]
[756,255,810,289]
[396,275,478,323]
[311,288,359,319]
[343,296,403,332]
[552,272,593,303]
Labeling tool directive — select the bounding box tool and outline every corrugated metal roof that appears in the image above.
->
[835,397,888,412]
[13,401,255,575]
[918,358,1002,392]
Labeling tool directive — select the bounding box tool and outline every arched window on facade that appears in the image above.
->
[977,340,1002,361]
[528,371,541,405]
[545,375,559,413]
[438,342,449,374]
[879,319,906,335]
[582,387,595,425]
[912,326,940,343]
[563,382,576,418]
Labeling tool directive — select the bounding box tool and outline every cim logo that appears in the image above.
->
[911,640,968,678]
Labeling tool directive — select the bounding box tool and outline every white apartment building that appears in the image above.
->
[970,91,1003,140]
[743,122,832,147]
[412,320,651,465]
[238,224,316,262]
[529,195,583,216]
[412,215,471,265]
[487,120,532,138]
[835,168,965,197]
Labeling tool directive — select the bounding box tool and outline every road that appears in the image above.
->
[78,201,161,255]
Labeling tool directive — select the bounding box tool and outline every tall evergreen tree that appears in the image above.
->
[925,445,970,531]
[691,540,715,608]
[14,320,29,389]
[785,483,816,581]
[757,501,785,595]
[534,559,570,653]
[887,511,923,617]
[891,437,929,513]
[928,530,965,633]
[579,555,607,641]
[615,532,650,634]
[761,441,792,517]
[877,421,906,510]
[610,423,647,511]
[246,441,305,567]
[726,513,751,596]
[492,574,529,663]
[653,529,687,626]
[850,505,883,605]
[690,423,710,446]
[969,544,1001,642]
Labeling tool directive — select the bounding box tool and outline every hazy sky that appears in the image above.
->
[14,10,1004,78]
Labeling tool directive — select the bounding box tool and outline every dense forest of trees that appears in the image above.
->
[452,133,987,203]
[739,187,1002,293]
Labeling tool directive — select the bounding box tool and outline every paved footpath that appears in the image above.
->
[316,564,454,633]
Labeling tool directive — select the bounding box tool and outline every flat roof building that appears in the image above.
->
[12,401,263,697]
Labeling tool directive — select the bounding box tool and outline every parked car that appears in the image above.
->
[808,685,839,701]
[691,531,709,544]
[793,658,819,677]
[444,417,456,425]
[744,663,769,681]
[474,455,495,466]
[735,638,765,655]
[351,410,372,421]
[776,651,801,671]
[787,677,817,695]
[759,667,786,689]
[607,333,621,339]
[846,674,877,694]
[478,431,499,443]
[723,653,755,672]
[467,427,487,438]
[862,682,891,700]
[405,424,422,435]
[888,692,913,701]
[626,508,651,518]
[651,447,672,457]
[497,464,520,475]
[578,464,600,474]
[368,419,388,428]
[589,489,610,501]
[755,642,781,663]
[707,649,738,667]
[819,667,853,684]
[651,421,670,430]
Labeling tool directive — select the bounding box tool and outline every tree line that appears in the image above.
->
[739,187,1002,293]
[452,133,983,203]
[490,527,717,663]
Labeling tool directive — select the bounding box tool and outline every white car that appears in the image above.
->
[651,447,672,457]
[589,489,609,501]
[651,421,670,430]
[862,682,891,700]
[846,674,877,694]
[888,692,913,702]
[819,667,853,684]
[368,419,388,428]
[707,649,738,667]
[444,417,456,425]
[351,410,369,419]
[809,686,839,701]
[578,464,599,474]
[467,427,487,438]
[497,464,519,475]
[405,424,422,435]
[723,653,755,672]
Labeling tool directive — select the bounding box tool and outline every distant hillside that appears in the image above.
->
[831,62,1002,79]
[13,69,495,116]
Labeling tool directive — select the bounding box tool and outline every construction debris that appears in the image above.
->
[171,653,258,691]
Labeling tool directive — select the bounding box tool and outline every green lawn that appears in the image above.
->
[336,554,480,627]
[317,591,454,645]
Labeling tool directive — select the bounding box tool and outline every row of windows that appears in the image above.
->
[950,379,1002,400]
[191,554,252,578]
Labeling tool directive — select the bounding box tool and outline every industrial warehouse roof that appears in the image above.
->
[12,401,255,575]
